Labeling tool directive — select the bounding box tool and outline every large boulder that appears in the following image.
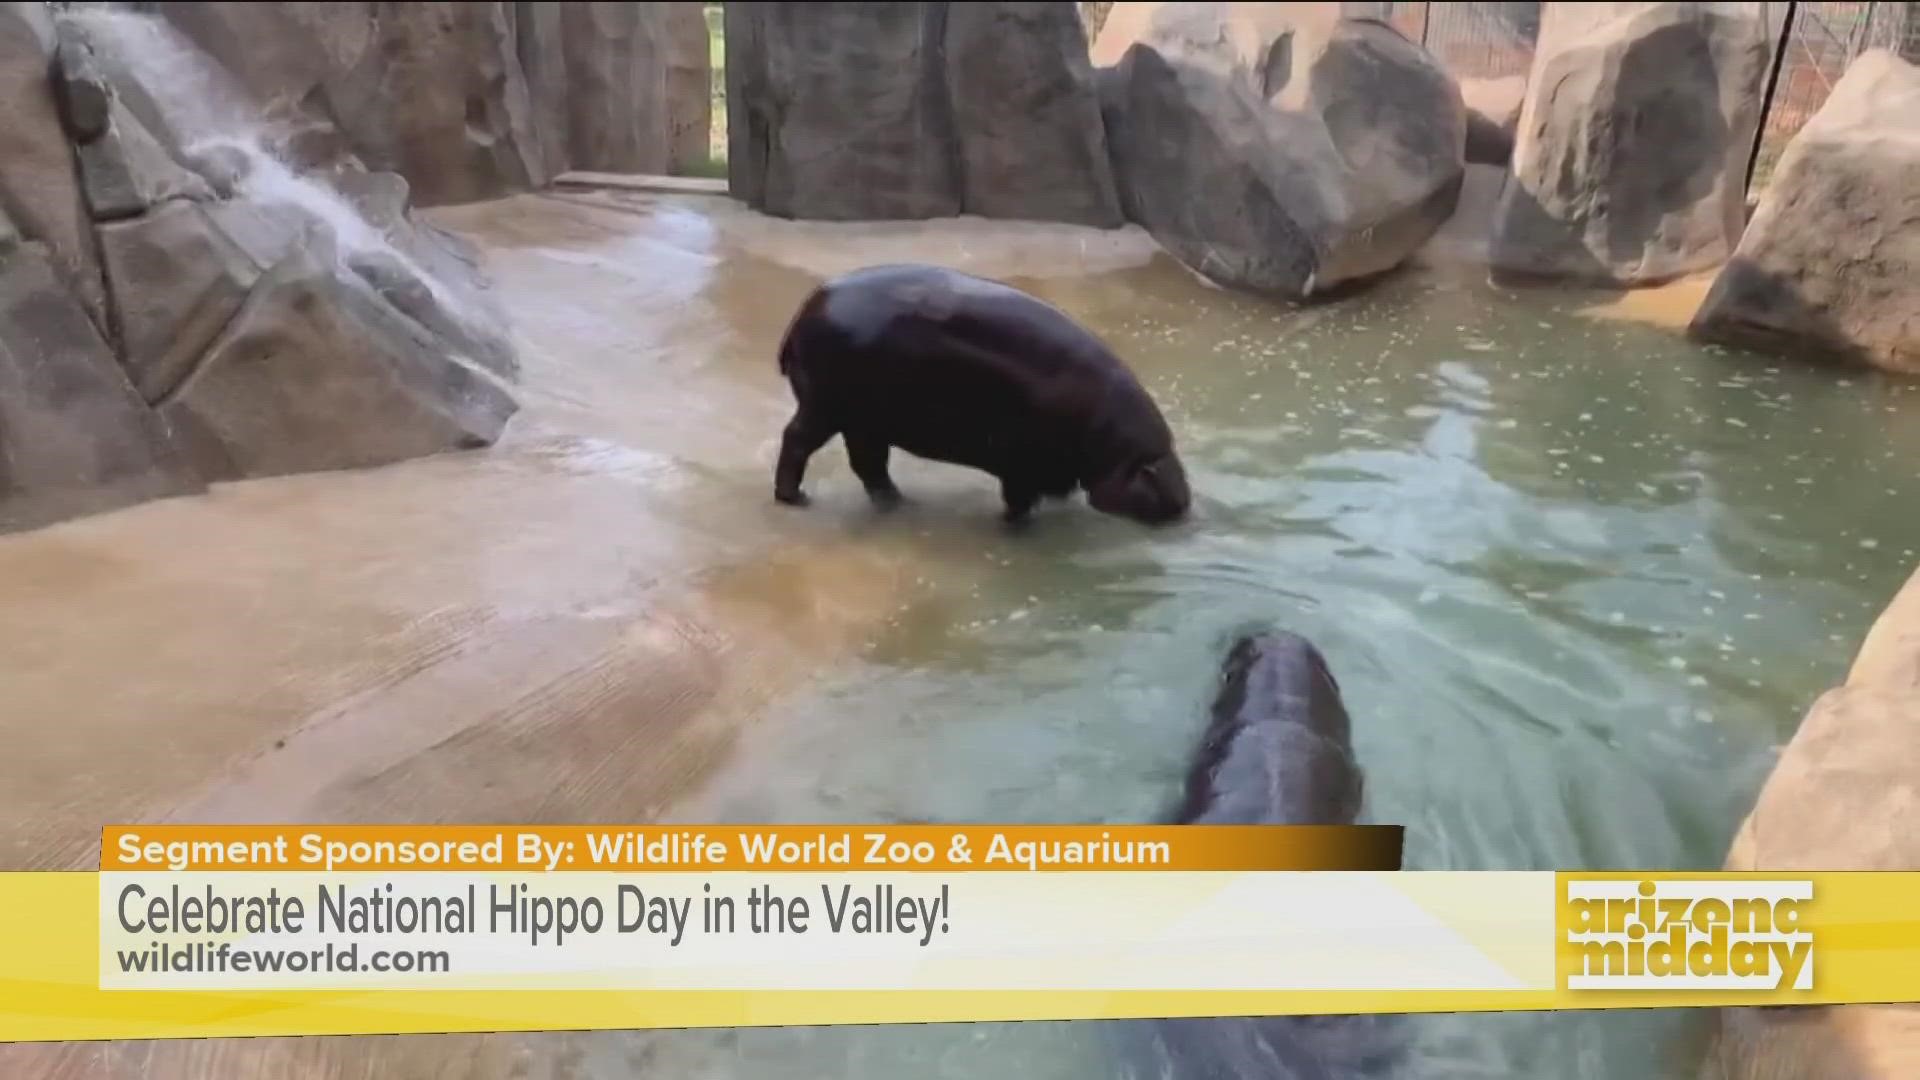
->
[512,0,569,182]
[1489,3,1771,287]
[1096,2,1467,299]
[1688,50,1920,375]
[726,2,961,220]
[726,1,1122,224]
[1705,563,1920,1077]
[0,1,109,334]
[159,234,517,482]
[0,5,526,535]
[946,2,1123,227]
[0,240,202,534]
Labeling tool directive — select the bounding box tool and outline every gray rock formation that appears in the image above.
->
[94,197,256,401]
[55,13,215,221]
[1096,2,1467,298]
[159,236,516,482]
[0,239,203,533]
[665,3,712,173]
[946,2,1123,227]
[0,1,108,333]
[726,1,1123,226]
[1489,3,1771,286]
[726,2,960,221]
[558,3,666,173]
[158,2,712,204]
[67,11,520,382]
[512,0,569,183]
[1689,50,1920,375]
[74,97,215,220]
[327,2,546,207]
[0,6,525,534]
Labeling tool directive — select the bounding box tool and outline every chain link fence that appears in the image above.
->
[1750,2,1920,189]
[1346,2,1542,79]
[1349,1,1917,194]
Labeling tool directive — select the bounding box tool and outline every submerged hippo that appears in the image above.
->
[1176,631,1364,827]
[771,264,1190,525]
[1115,631,1406,1080]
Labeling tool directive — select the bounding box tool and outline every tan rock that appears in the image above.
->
[1710,564,1920,1077]
[1689,50,1920,375]
[1097,1,1465,297]
[1491,2,1771,286]
[1851,566,1920,692]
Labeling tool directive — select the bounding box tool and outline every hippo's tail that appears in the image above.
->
[777,333,796,379]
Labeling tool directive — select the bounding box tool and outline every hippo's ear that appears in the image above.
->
[1088,454,1191,524]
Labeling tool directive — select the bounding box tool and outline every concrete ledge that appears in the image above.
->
[550,171,731,196]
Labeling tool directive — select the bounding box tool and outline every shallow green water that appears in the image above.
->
[657,258,1920,1079]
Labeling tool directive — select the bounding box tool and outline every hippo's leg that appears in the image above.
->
[774,408,838,507]
[1000,477,1040,525]
[844,433,904,510]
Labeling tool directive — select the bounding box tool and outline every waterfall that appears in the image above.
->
[63,6,474,318]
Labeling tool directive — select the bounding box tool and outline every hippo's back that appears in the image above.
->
[1177,631,1363,828]
[1118,630,1401,1080]
[803,264,1114,376]
[777,264,1166,480]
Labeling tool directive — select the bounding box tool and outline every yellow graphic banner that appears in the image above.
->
[99,824,1408,872]
[0,826,1913,1043]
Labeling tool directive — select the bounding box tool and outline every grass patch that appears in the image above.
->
[706,3,727,170]
[680,154,729,181]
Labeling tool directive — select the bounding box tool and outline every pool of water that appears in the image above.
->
[6,189,1915,1078]
[656,257,1920,1078]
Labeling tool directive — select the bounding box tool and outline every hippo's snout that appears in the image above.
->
[1088,452,1191,525]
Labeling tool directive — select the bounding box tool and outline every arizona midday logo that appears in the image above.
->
[1563,878,1814,991]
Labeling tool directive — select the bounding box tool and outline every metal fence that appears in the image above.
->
[1355,1,1919,193]
[1346,2,1542,79]
[1750,2,1920,188]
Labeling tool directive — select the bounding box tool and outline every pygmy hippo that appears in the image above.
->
[771,264,1190,525]
[1176,630,1364,827]
[1112,630,1405,1080]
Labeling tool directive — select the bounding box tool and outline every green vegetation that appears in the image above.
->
[706,3,726,171]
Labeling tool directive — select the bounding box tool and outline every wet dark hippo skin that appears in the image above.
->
[771,263,1190,526]
[1112,631,1408,1080]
